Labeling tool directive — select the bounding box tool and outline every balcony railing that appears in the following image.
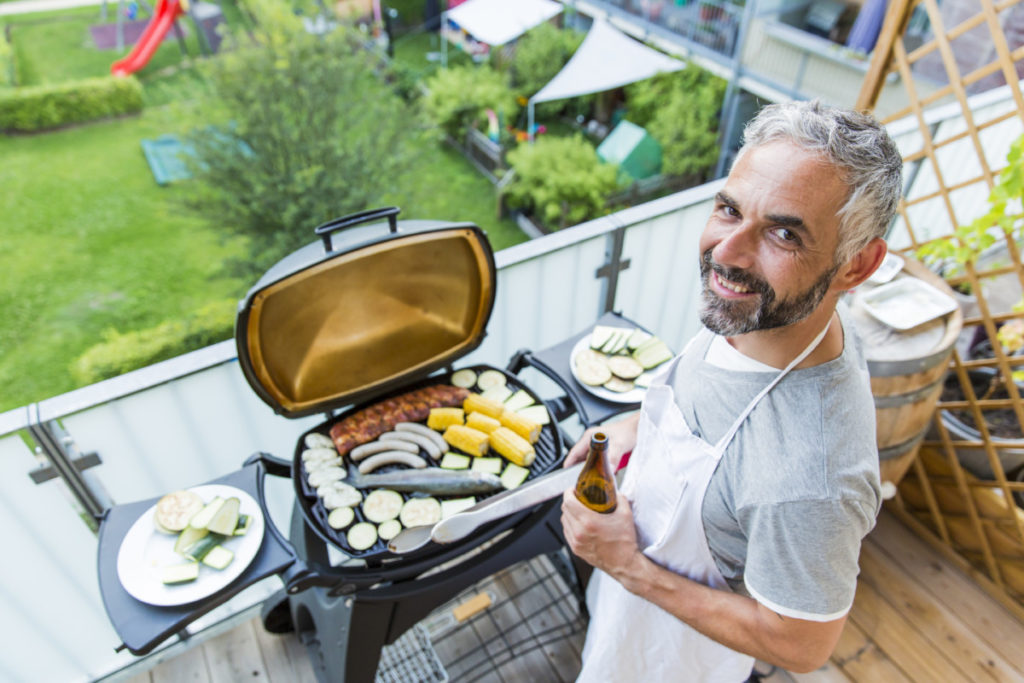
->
[3,78,1015,681]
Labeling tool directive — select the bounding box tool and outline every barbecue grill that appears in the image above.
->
[96,208,643,681]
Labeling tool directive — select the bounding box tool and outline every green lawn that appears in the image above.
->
[0,5,526,412]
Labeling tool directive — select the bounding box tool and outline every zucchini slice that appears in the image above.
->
[362,489,404,523]
[471,457,503,475]
[440,497,476,519]
[476,369,507,391]
[173,525,209,555]
[589,325,616,349]
[206,497,240,536]
[201,545,234,570]
[450,368,478,389]
[440,452,471,469]
[347,522,379,551]
[162,562,200,584]
[503,389,535,412]
[182,533,224,562]
[500,463,530,490]
[377,519,403,541]
[327,506,355,530]
[515,405,550,425]
[399,497,442,528]
[233,514,251,536]
[479,384,513,404]
[188,497,224,530]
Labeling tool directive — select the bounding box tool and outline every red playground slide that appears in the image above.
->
[110,0,185,77]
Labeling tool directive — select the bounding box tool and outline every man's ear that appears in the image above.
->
[834,237,888,291]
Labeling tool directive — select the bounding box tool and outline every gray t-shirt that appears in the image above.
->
[671,305,881,620]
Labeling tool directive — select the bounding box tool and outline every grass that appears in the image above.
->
[0,6,526,412]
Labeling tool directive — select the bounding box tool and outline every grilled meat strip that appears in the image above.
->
[329,384,469,457]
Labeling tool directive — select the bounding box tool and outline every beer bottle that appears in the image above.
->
[574,431,617,513]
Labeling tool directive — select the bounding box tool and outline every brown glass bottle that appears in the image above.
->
[574,431,617,513]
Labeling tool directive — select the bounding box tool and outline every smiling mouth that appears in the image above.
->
[714,271,754,295]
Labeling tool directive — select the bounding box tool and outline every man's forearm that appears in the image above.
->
[616,554,845,673]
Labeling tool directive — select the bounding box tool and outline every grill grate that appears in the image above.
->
[295,365,564,560]
[422,552,587,682]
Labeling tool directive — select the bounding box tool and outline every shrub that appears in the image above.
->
[70,300,237,384]
[0,29,14,87]
[504,135,617,230]
[0,75,143,132]
[423,64,518,139]
[183,22,425,276]
[625,67,726,180]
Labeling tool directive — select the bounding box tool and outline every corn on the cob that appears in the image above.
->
[489,427,535,467]
[499,409,541,443]
[427,407,465,431]
[443,425,490,457]
[465,411,501,434]
[463,393,505,419]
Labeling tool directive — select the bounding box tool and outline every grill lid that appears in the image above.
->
[236,207,496,417]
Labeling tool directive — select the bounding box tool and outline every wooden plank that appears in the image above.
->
[846,577,972,682]
[830,618,912,682]
[859,539,1016,681]
[492,557,584,681]
[870,511,1024,669]
[200,619,269,682]
[250,618,317,683]
[149,643,211,683]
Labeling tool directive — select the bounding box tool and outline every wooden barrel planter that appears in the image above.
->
[852,258,964,488]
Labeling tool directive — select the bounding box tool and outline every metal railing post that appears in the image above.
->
[595,223,631,315]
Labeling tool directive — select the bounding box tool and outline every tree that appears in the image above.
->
[504,135,617,230]
[625,67,726,180]
[422,64,519,140]
[183,18,425,276]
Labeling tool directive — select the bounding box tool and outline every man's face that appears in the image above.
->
[698,142,848,336]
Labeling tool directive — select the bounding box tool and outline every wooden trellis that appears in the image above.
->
[857,0,1024,618]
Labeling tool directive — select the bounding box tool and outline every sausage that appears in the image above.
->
[379,430,443,460]
[329,384,469,456]
[350,438,419,462]
[395,421,449,454]
[358,451,428,474]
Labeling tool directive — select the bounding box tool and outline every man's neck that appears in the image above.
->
[725,305,843,370]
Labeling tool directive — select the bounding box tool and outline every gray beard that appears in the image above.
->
[698,249,838,336]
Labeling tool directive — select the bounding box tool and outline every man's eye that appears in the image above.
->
[773,227,800,244]
[721,205,739,218]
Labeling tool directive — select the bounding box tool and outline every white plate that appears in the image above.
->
[868,252,905,284]
[117,484,265,607]
[569,334,668,404]
[858,277,958,331]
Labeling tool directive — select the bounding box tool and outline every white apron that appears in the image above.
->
[576,321,832,683]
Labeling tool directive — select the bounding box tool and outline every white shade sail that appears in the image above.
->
[445,0,563,47]
[531,18,685,104]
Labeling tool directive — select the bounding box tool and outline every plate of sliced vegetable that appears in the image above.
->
[569,325,674,404]
[116,484,265,606]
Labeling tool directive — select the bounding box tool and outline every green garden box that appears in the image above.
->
[596,120,662,182]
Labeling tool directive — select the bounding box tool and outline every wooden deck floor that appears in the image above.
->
[124,510,1024,682]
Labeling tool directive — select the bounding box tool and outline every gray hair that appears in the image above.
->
[734,100,903,265]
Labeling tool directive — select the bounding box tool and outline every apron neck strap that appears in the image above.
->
[712,315,834,455]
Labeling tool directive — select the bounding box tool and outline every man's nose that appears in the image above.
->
[712,222,757,270]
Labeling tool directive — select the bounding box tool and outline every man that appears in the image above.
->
[561,100,903,681]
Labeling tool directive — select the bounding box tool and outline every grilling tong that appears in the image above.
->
[388,463,584,554]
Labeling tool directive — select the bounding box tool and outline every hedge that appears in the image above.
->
[0,29,13,87]
[0,75,143,132]
[70,299,237,385]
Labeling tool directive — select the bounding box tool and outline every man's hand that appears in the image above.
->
[563,413,640,469]
[560,489,643,585]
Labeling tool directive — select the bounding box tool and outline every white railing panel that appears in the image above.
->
[615,191,718,351]
[58,361,320,506]
[467,232,611,367]
[0,432,137,683]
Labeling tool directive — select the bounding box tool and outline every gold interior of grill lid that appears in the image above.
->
[245,229,493,413]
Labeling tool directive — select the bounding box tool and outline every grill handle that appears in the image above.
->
[314,206,401,252]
